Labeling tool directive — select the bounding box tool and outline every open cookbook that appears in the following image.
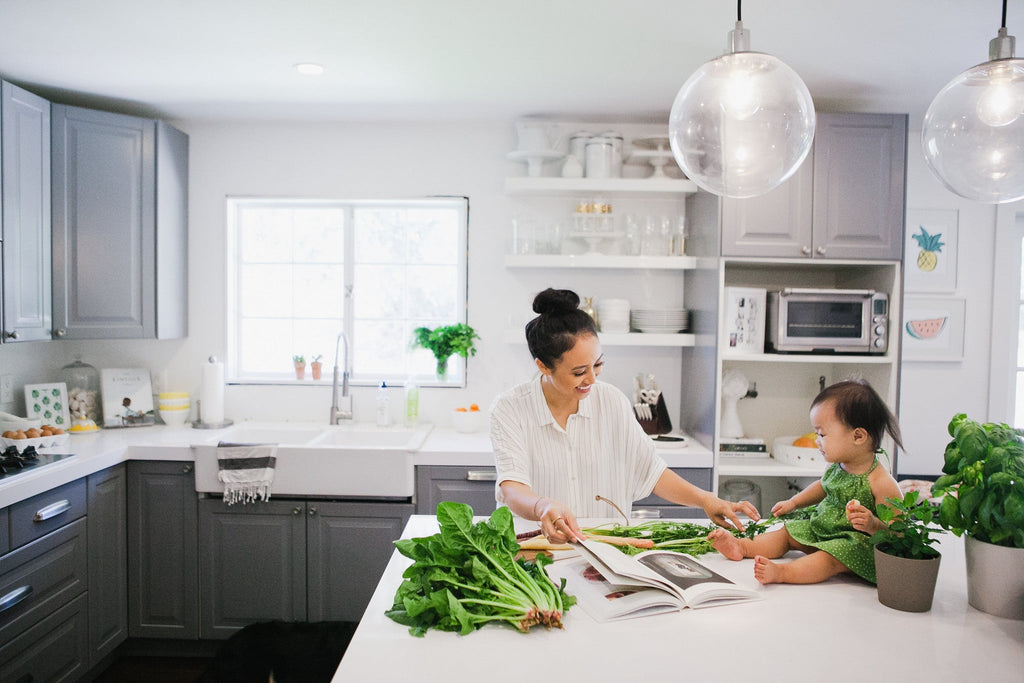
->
[545,538,761,622]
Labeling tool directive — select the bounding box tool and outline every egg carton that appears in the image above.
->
[0,433,71,453]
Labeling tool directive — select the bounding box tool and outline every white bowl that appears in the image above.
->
[451,409,484,434]
[159,408,191,427]
[772,436,826,468]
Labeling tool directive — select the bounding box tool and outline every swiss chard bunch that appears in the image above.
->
[869,491,944,559]
[385,502,575,637]
[932,414,1024,548]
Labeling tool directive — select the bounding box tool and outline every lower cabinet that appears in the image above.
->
[0,593,89,683]
[87,464,128,666]
[126,460,199,639]
[198,498,413,639]
[415,465,499,515]
[415,465,713,519]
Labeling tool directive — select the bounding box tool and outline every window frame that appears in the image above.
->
[990,202,1024,425]
[225,196,470,388]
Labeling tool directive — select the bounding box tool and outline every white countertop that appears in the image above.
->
[0,423,712,508]
[334,515,1024,683]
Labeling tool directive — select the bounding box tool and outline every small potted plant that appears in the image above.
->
[411,324,479,380]
[292,354,306,380]
[932,414,1024,620]
[310,354,324,380]
[869,490,945,612]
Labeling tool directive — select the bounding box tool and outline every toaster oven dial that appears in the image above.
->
[873,338,886,348]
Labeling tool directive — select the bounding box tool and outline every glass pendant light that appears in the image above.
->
[922,0,1024,203]
[668,1,815,198]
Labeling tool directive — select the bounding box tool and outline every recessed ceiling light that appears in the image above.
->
[294,63,325,76]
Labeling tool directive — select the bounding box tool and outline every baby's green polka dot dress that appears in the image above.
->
[786,459,881,583]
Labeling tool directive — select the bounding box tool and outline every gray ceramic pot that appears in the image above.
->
[874,546,941,612]
[965,535,1024,620]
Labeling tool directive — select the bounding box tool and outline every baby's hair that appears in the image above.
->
[811,379,903,453]
[525,288,597,369]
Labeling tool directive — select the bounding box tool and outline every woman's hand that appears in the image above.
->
[845,499,881,534]
[703,497,759,531]
[771,498,797,517]
[534,497,584,543]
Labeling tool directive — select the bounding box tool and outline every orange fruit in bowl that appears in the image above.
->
[792,432,818,448]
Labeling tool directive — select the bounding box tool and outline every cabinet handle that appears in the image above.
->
[465,470,497,482]
[182,464,193,474]
[0,585,33,613]
[3,330,18,340]
[292,507,302,515]
[53,328,66,338]
[308,506,318,516]
[631,508,662,519]
[800,246,811,255]
[33,499,71,522]
[816,246,827,255]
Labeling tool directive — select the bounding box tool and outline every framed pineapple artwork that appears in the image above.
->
[905,209,958,292]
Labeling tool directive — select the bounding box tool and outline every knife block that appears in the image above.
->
[634,394,672,435]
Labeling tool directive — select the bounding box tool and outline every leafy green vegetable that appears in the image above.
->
[869,491,944,559]
[932,414,1024,548]
[385,503,575,637]
[411,324,480,364]
[580,508,815,556]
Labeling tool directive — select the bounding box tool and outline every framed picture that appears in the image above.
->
[905,209,958,292]
[722,287,767,356]
[23,383,71,428]
[101,368,156,427]
[902,296,966,362]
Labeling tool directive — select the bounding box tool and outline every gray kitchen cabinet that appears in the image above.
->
[126,460,199,639]
[1,81,52,343]
[198,498,307,639]
[0,593,89,683]
[87,463,127,666]
[199,497,413,638]
[307,500,413,622]
[51,104,188,340]
[415,465,499,516]
[721,112,907,260]
[632,467,714,519]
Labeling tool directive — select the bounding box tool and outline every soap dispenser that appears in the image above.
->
[376,382,391,427]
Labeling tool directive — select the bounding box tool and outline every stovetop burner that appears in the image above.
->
[0,446,76,479]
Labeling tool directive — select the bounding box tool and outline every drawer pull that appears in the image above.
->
[631,508,662,519]
[33,499,72,522]
[465,470,497,482]
[0,585,33,613]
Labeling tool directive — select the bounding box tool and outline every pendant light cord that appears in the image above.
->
[737,0,742,22]
[1002,0,1008,28]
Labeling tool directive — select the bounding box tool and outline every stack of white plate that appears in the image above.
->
[631,308,690,333]
[596,298,630,333]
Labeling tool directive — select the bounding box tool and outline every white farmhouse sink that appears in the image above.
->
[192,422,432,498]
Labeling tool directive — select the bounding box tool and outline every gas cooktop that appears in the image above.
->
[0,446,76,480]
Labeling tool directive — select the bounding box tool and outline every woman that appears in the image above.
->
[490,288,759,543]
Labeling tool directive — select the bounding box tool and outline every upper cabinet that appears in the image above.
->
[720,113,907,260]
[1,82,52,342]
[51,106,188,339]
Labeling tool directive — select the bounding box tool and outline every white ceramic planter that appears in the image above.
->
[965,535,1024,620]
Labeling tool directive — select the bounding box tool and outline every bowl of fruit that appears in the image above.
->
[452,404,484,433]
[772,433,825,468]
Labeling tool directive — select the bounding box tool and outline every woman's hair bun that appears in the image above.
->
[532,288,580,316]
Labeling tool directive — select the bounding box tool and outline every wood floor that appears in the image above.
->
[92,656,214,682]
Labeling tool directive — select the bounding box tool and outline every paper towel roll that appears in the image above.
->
[201,359,225,424]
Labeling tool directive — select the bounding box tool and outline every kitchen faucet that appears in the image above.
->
[330,331,353,423]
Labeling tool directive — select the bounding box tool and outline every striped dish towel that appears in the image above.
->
[217,442,278,505]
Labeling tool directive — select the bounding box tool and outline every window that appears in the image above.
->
[226,197,469,386]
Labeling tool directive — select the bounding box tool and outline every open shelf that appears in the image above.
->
[505,254,697,270]
[504,330,695,347]
[721,353,895,364]
[717,457,827,478]
[504,176,697,196]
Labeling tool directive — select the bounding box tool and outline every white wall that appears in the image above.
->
[896,128,1000,476]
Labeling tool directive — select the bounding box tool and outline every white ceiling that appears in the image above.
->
[0,0,1018,124]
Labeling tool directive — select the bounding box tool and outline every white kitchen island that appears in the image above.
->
[334,515,1024,683]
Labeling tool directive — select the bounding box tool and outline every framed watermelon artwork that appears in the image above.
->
[905,209,958,293]
[902,296,965,362]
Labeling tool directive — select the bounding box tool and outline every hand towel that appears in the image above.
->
[217,442,278,505]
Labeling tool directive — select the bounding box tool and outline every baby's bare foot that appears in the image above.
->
[708,528,744,561]
[753,555,784,584]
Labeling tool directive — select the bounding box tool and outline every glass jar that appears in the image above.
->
[61,356,102,425]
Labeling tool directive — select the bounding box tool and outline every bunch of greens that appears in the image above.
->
[581,508,815,557]
[932,414,1024,548]
[386,502,575,637]
[411,324,480,364]
[869,491,944,559]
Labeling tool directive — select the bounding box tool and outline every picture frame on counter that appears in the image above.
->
[101,368,156,427]
[905,209,958,293]
[23,382,71,428]
[902,296,966,362]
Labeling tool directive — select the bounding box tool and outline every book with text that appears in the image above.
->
[546,538,760,622]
